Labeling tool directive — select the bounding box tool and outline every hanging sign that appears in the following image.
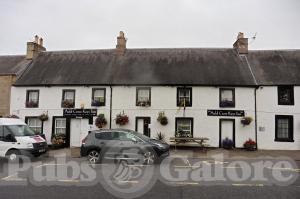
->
[63,109,97,117]
[207,109,245,117]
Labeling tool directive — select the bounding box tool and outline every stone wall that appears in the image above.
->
[0,75,16,117]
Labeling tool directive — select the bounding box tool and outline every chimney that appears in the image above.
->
[26,35,46,60]
[233,32,248,54]
[115,31,127,55]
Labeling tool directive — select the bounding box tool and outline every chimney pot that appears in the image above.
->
[34,35,39,43]
[39,37,43,46]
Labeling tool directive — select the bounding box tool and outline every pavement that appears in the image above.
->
[0,148,299,199]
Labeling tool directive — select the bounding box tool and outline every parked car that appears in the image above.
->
[81,129,170,164]
[0,118,48,161]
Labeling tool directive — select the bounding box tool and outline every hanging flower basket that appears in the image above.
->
[39,113,49,121]
[95,114,107,128]
[157,111,168,125]
[243,138,256,151]
[115,112,129,126]
[241,117,253,126]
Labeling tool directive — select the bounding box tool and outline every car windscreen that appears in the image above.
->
[5,125,36,137]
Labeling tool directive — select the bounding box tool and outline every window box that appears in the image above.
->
[136,100,151,107]
[26,100,39,108]
[61,99,75,108]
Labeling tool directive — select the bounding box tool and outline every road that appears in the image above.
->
[0,154,299,199]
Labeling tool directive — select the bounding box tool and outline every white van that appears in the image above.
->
[0,118,48,161]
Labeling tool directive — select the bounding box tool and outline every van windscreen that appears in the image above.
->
[5,125,36,137]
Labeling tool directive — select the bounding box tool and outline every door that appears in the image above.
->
[219,119,235,147]
[135,117,151,137]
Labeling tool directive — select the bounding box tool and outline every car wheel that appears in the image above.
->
[6,150,20,163]
[143,151,156,165]
[88,150,100,164]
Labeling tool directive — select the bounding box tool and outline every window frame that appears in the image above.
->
[278,86,294,106]
[219,88,235,108]
[136,87,151,107]
[275,115,294,142]
[54,117,67,135]
[25,116,43,134]
[91,88,106,107]
[61,89,75,108]
[177,87,192,107]
[26,90,39,108]
[175,117,194,138]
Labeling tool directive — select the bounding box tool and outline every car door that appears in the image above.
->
[0,126,16,157]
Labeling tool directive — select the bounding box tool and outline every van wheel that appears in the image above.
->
[6,150,20,163]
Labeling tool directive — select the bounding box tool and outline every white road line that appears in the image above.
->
[232,183,264,187]
[58,179,80,183]
[1,173,26,181]
[166,181,199,185]
[174,165,201,168]
[117,180,139,184]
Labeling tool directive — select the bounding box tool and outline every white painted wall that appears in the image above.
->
[256,86,300,150]
[111,86,256,148]
[10,86,111,144]
[11,86,256,148]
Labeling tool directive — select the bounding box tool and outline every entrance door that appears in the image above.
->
[135,117,151,137]
[70,118,89,147]
[219,119,235,147]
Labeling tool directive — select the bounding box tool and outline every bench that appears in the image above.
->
[170,137,209,150]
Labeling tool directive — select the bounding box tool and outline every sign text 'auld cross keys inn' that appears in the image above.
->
[207,110,245,117]
[63,109,97,117]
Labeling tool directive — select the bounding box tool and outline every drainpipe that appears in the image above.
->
[109,86,113,129]
[254,87,258,150]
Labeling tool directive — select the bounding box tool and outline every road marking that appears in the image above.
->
[222,166,242,169]
[117,180,139,184]
[185,159,192,167]
[266,167,300,172]
[232,183,264,187]
[58,179,80,183]
[167,181,199,185]
[1,173,26,181]
[174,165,201,168]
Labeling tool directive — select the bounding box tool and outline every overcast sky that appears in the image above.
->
[0,0,299,55]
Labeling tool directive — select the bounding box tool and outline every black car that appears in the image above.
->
[80,129,169,164]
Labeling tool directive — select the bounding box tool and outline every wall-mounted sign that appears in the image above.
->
[207,110,245,117]
[63,109,97,117]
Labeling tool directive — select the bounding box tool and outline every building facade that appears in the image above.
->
[8,32,300,150]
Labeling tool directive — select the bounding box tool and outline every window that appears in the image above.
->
[278,86,294,105]
[26,90,39,108]
[220,88,235,107]
[62,90,75,108]
[0,126,3,140]
[175,118,193,138]
[136,87,151,106]
[26,117,42,134]
[177,87,192,107]
[54,118,66,135]
[95,132,112,140]
[91,88,106,106]
[275,115,294,142]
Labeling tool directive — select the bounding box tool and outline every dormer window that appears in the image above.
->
[26,90,39,108]
[62,90,75,108]
[177,87,192,107]
[220,88,235,107]
[136,87,151,107]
